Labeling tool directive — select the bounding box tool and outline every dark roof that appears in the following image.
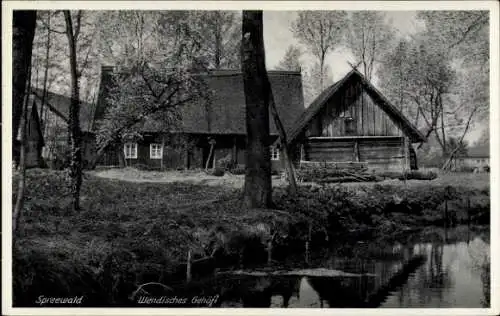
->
[96,67,305,136]
[287,69,426,143]
[461,144,489,158]
[31,88,96,132]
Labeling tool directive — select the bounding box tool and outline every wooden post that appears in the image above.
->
[403,137,409,171]
[186,249,192,283]
[161,135,165,171]
[444,199,448,228]
[300,143,305,166]
[232,136,238,168]
[467,196,471,225]
[267,239,272,266]
[354,140,360,162]
[305,240,309,265]
[305,222,312,265]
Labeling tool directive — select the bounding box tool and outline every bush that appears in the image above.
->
[208,167,225,177]
[216,154,233,170]
[399,170,438,180]
[230,165,246,175]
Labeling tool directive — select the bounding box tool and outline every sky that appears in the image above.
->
[261,11,484,144]
[263,11,423,81]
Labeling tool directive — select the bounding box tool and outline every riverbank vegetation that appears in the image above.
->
[12,168,489,306]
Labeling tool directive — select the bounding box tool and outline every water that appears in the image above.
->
[174,226,490,308]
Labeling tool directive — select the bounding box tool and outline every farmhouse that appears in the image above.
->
[28,88,97,168]
[94,66,305,171]
[453,144,489,171]
[19,100,45,168]
[288,69,426,172]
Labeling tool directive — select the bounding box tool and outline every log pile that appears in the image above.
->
[296,166,437,184]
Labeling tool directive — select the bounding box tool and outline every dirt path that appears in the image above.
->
[92,167,287,188]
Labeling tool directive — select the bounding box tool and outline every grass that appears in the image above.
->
[12,168,490,306]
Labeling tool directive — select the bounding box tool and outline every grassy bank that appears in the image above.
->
[12,169,490,306]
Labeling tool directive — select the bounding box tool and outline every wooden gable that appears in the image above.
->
[308,75,402,138]
[288,69,425,144]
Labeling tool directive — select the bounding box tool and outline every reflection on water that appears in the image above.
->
[185,226,490,308]
[382,236,490,308]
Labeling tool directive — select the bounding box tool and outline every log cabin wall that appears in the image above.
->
[301,76,412,172]
[304,136,407,171]
[306,77,402,138]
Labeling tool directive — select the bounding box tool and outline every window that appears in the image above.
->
[124,142,137,159]
[344,117,355,136]
[270,145,280,161]
[150,143,163,159]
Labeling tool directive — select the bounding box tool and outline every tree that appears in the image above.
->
[12,10,37,167]
[417,11,489,68]
[379,11,489,170]
[192,11,241,69]
[302,61,334,106]
[275,45,302,71]
[291,11,347,89]
[379,39,410,113]
[346,11,395,81]
[241,10,272,208]
[93,12,210,165]
[12,10,37,236]
[94,64,208,166]
[63,10,89,211]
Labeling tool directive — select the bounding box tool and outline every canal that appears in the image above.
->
[167,225,490,308]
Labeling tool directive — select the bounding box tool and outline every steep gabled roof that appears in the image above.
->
[31,88,96,132]
[287,69,426,143]
[95,67,306,136]
[462,144,489,158]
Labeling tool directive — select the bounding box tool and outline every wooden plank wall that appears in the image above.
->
[304,136,406,171]
[309,77,403,138]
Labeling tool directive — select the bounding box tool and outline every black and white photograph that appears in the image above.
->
[2,1,498,314]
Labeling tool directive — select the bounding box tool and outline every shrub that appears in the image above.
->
[208,167,225,177]
[216,154,233,170]
[230,165,246,175]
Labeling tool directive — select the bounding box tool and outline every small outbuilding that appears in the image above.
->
[287,69,426,172]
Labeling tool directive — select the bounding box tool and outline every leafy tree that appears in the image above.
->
[379,11,489,170]
[192,11,241,69]
[291,11,347,89]
[345,11,395,81]
[241,10,272,208]
[302,61,334,106]
[275,45,302,71]
[95,64,207,155]
[417,11,489,68]
[475,128,489,147]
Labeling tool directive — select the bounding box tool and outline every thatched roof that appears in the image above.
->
[462,144,489,158]
[95,67,305,136]
[31,88,96,132]
[287,69,426,143]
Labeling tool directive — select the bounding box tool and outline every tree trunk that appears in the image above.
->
[40,12,52,136]
[205,139,215,171]
[12,10,37,167]
[241,11,272,208]
[268,89,297,194]
[13,69,32,237]
[64,11,83,212]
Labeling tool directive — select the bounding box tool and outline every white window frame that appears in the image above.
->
[270,145,280,161]
[150,143,163,159]
[124,142,138,159]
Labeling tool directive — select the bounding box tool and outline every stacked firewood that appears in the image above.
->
[295,167,437,183]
